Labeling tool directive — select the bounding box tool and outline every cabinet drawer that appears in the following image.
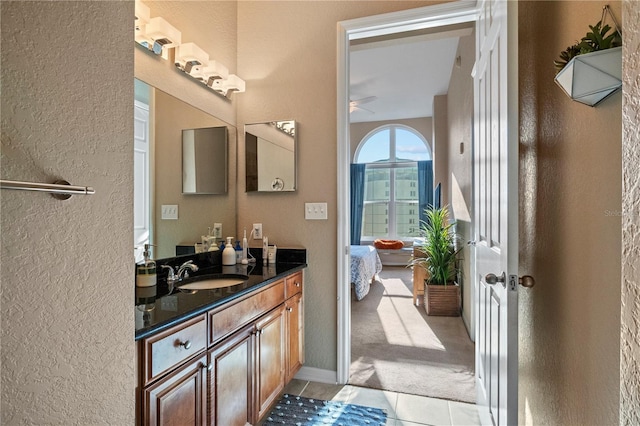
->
[285,271,303,299]
[209,280,285,346]
[142,314,207,385]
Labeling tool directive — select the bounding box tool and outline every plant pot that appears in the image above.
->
[554,46,622,106]
[424,282,460,316]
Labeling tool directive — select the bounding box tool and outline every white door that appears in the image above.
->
[134,100,150,262]
[472,1,518,425]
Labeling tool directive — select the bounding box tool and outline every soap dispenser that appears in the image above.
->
[222,237,236,265]
[136,244,157,287]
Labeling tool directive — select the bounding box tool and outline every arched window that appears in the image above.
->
[354,125,431,241]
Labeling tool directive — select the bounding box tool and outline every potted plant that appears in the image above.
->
[554,8,623,106]
[410,206,462,316]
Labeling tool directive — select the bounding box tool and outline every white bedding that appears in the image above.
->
[350,245,383,301]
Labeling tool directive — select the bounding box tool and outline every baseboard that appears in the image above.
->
[462,311,475,342]
[294,366,337,384]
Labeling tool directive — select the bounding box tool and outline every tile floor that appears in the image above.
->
[279,380,488,426]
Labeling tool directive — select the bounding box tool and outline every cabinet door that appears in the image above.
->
[209,325,254,426]
[142,355,208,426]
[285,293,304,382]
[255,305,286,421]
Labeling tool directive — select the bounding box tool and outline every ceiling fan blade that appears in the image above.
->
[350,95,377,106]
[351,105,374,114]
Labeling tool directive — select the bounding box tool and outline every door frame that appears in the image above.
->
[336,0,481,385]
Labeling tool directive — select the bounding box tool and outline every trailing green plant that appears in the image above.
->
[410,206,461,286]
[554,20,622,74]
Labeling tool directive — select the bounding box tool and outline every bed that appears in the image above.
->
[350,245,383,301]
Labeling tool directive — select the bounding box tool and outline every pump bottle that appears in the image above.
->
[136,244,157,287]
[222,237,236,265]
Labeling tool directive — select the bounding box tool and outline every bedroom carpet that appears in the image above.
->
[350,266,476,403]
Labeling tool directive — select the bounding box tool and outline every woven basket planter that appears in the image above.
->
[424,283,460,316]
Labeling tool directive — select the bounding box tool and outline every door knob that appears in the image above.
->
[485,272,506,285]
[519,275,535,288]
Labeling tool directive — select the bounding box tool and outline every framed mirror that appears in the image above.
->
[182,126,228,194]
[134,79,237,260]
[245,120,297,192]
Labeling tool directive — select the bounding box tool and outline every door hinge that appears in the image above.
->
[509,275,518,291]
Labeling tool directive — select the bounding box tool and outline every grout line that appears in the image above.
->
[298,380,310,396]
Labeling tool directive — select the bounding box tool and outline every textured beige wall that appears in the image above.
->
[621,1,640,423]
[135,1,238,126]
[153,90,237,259]
[237,0,439,371]
[432,95,449,205]
[446,33,474,331]
[518,2,622,424]
[0,1,134,424]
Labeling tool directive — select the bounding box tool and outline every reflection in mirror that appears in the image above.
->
[245,120,297,192]
[182,126,228,194]
[134,79,237,260]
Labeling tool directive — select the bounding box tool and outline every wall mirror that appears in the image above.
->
[245,120,297,192]
[182,126,228,194]
[134,79,237,260]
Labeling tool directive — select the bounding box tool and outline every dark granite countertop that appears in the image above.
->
[135,249,306,340]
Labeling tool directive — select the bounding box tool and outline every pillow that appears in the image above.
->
[373,239,404,250]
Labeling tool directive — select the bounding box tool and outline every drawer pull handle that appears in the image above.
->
[295,282,301,287]
[206,363,213,371]
[256,329,263,336]
[286,307,293,312]
[179,340,192,350]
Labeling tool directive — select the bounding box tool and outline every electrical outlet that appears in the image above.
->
[213,223,222,238]
[253,223,263,239]
[161,205,178,220]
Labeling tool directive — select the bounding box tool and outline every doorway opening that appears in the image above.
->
[336,0,480,404]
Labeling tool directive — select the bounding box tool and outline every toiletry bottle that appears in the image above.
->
[222,237,236,265]
[241,229,248,264]
[235,240,242,263]
[220,240,226,251]
[263,236,268,263]
[136,244,157,287]
[268,244,277,264]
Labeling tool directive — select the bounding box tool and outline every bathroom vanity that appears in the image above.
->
[135,252,306,426]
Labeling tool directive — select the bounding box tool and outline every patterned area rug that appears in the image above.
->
[263,394,387,426]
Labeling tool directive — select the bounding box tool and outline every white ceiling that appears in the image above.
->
[349,27,472,123]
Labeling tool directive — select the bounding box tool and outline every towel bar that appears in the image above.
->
[1,179,95,199]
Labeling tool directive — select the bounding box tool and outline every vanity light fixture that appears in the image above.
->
[134,0,151,45]
[203,61,229,87]
[210,74,246,97]
[175,42,209,79]
[134,0,245,98]
[273,120,296,137]
[142,17,182,56]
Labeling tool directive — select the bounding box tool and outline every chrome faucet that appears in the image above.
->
[160,260,199,284]
[177,260,199,280]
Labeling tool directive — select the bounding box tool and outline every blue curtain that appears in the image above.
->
[417,160,434,226]
[350,163,366,245]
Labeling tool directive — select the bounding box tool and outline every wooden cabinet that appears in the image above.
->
[285,292,304,382]
[137,269,304,426]
[208,325,254,426]
[255,305,286,420]
[142,354,208,426]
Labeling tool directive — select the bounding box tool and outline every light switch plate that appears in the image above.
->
[161,204,178,220]
[305,202,328,220]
